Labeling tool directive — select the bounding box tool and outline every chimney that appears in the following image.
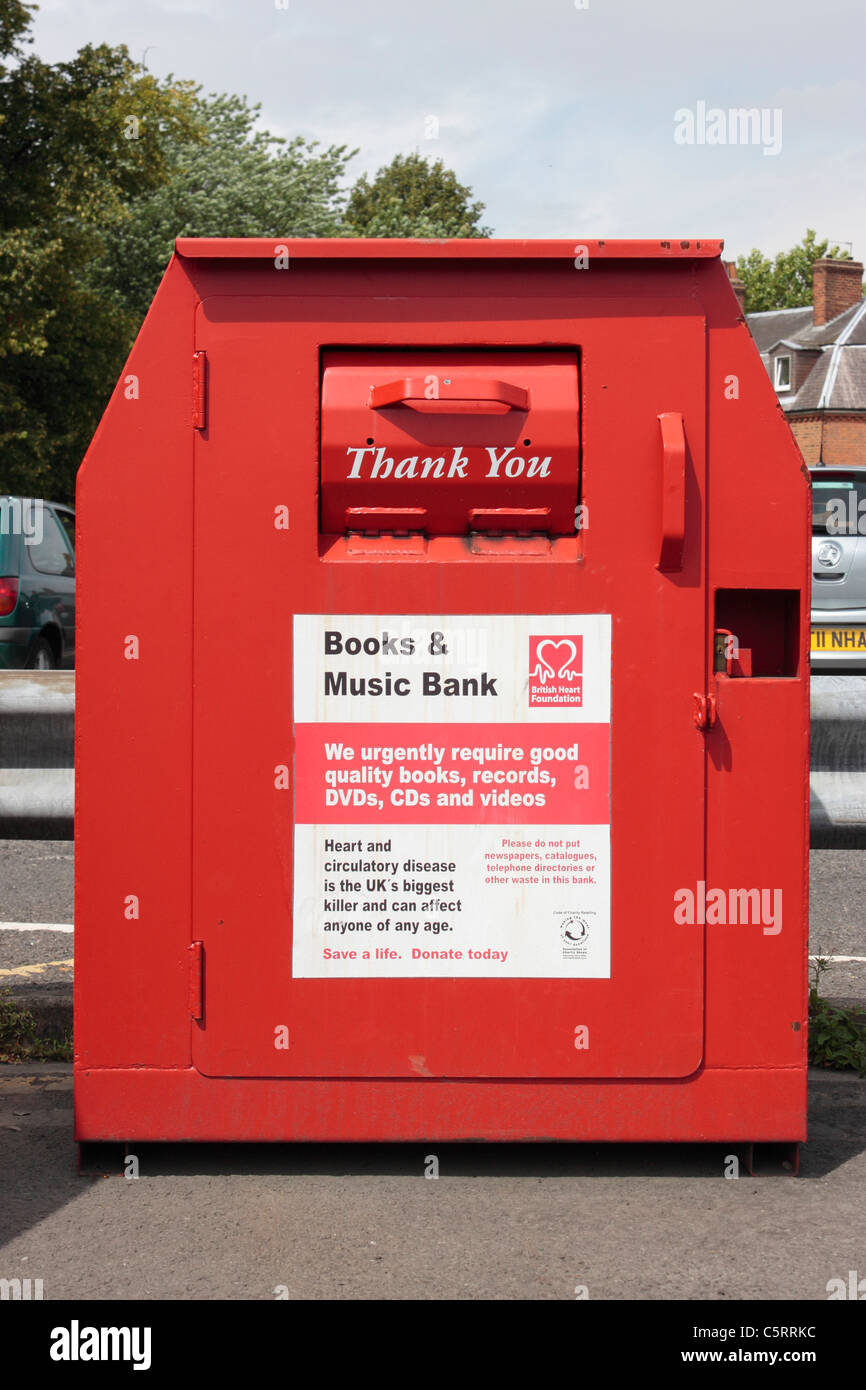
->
[813,257,863,326]
[724,260,746,314]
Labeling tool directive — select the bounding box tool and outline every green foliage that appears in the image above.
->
[32,1033,73,1061]
[91,92,356,324]
[0,6,491,500]
[0,0,34,61]
[0,986,72,1062]
[0,986,32,1052]
[808,957,866,1077]
[736,229,858,312]
[345,152,491,238]
[0,48,201,233]
[0,5,203,499]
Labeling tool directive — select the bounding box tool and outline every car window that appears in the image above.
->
[54,509,76,565]
[811,477,866,537]
[27,507,75,577]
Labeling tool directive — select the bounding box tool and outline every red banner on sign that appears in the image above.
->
[294,722,609,824]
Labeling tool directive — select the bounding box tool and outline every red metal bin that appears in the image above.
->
[74,238,810,1146]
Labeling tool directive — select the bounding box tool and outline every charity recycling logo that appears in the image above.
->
[528,635,583,707]
[560,915,589,946]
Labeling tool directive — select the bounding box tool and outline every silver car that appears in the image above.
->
[810,467,866,669]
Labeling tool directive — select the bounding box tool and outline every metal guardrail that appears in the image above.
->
[0,672,74,836]
[0,671,864,841]
[810,675,866,844]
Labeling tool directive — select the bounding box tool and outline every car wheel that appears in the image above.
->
[26,637,57,670]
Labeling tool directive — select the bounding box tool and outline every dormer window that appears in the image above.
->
[774,354,791,392]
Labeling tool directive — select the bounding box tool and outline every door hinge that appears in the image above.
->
[188,940,204,1021]
[192,350,208,430]
[692,692,717,730]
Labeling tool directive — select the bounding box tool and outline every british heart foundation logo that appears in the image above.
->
[528,635,583,707]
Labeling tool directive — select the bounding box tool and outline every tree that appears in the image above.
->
[345,152,491,238]
[736,230,858,312]
[0,0,31,59]
[0,2,202,498]
[0,4,492,501]
[91,92,356,324]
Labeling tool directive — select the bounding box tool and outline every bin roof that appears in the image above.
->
[175,237,723,261]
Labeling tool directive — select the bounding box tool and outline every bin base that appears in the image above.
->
[74,1065,807,1146]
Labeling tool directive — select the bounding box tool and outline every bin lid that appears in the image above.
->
[176,236,723,261]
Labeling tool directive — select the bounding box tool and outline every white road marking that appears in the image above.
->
[809,954,866,963]
[0,922,74,933]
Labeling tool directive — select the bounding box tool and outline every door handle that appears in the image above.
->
[368,376,530,415]
[657,411,686,572]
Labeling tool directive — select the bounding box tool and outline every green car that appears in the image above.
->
[0,498,76,668]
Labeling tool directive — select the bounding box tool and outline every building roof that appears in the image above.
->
[747,306,813,354]
[748,299,866,414]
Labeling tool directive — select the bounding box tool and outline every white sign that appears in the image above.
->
[292,614,611,978]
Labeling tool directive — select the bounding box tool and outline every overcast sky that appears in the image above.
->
[29,0,866,261]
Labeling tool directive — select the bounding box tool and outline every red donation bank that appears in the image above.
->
[75,239,810,1148]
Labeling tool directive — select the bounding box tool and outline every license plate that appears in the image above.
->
[811,626,866,651]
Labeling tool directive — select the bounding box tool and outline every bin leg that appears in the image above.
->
[735,1141,800,1176]
[77,1141,130,1177]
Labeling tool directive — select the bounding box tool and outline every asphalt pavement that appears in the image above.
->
[0,839,864,1302]
[0,1065,862,1300]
